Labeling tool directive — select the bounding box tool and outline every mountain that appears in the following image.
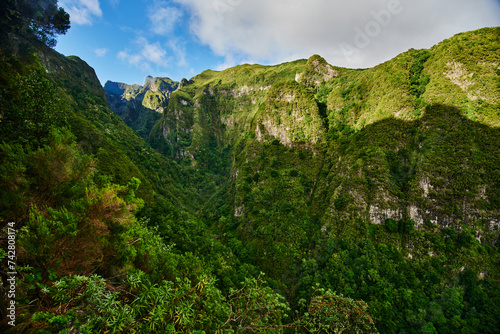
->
[104,76,179,140]
[146,28,500,230]
[1,25,500,333]
[119,29,500,304]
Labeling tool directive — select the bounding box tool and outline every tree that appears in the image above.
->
[302,290,379,334]
[0,70,67,148]
[16,130,143,276]
[421,322,438,334]
[1,0,70,47]
[217,274,291,333]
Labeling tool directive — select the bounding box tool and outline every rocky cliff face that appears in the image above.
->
[104,76,179,139]
[142,28,500,236]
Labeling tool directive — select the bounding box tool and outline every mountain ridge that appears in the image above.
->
[103,76,180,140]
[109,27,500,232]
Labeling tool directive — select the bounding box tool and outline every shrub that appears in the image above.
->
[385,218,399,233]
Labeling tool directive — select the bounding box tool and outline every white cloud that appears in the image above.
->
[118,51,143,66]
[146,2,188,68]
[174,0,500,69]
[118,37,168,70]
[167,39,188,67]
[94,48,108,57]
[140,38,168,65]
[61,0,103,25]
[148,2,184,35]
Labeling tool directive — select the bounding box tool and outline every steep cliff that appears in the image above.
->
[104,76,179,139]
[147,28,500,235]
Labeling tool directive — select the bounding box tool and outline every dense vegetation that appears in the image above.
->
[1,0,70,48]
[1,4,499,333]
[104,76,179,141]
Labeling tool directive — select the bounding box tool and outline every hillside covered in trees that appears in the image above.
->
[1,2,500,333]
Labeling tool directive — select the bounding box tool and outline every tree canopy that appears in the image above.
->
[1,0,70,47]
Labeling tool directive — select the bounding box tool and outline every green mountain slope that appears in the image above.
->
[144,27,500,331]
[104,76,179,139]
[149,28,500,231]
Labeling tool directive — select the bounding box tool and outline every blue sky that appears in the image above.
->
[55,0,500,86]
[56,0,224,85]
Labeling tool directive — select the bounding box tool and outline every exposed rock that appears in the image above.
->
[104,76,179,138]
[444,61,491,102]
[419,177,432,197]
[296,55,338,86]
[254,82,324,147]
[408,205,424,227]
[445,62,474,91]
[235,205,245,217]
[369,205,403,225]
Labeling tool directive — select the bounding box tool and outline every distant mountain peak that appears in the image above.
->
[103,76,180,138]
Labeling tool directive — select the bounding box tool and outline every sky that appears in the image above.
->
[55,0,500,86]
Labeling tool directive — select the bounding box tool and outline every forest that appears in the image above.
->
[1,1,500,333]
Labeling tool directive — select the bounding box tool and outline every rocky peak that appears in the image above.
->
[103,76,180,138]
[295,54,338,86]
[103,80,127,96]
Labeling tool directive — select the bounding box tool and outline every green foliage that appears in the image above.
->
[292,222,500,334]
[25,0,70,47]
[409,50,431,98]
[1,0,70,47]
[104,77,178,141]
[255,80,326,145]
[302,290,378,333]
[385,147,415,196]
[0,142,27,217]
[2,26,500,334]
[385,218,398,233]
[0,128,95,222]
[28,269,297,333]
[334,196,348,211]
[220,274,291,332]
[0,70,67,148]
[6,130,143,278]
